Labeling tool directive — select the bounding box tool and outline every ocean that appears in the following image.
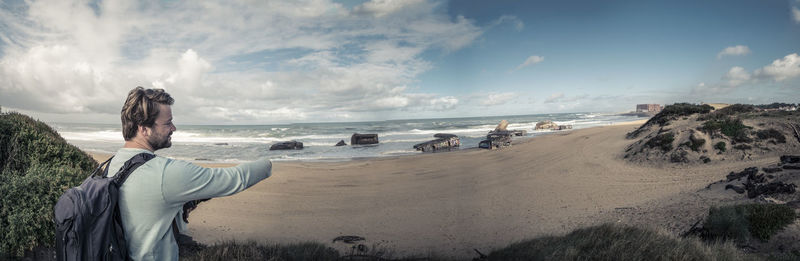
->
[53,113,642,163]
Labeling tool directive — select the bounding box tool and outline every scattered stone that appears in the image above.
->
[746,181,797,199]
[269,141,303,150]
[763,167,783,173]
[214,143,228,146]
[351,133,379,145]
[727,167,758,181]
[780,155,800,164]
[783,164,800,170]
[725,184,746,194]
[335,140,347,146]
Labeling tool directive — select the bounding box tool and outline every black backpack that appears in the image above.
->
[54,153,154,261]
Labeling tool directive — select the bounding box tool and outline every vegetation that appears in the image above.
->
[487,223,748,261]
[701,117,752,143]
[180,241,340,261]
[645,132,675,152]
[754,103,797,110]
[756,129,786,144]
[0,111,97,257]
[703,204,796,243]
[628,103,713,138]
[714,142,727,152]
[687,133,706,152]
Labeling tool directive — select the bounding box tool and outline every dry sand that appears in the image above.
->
[89,120,785,259]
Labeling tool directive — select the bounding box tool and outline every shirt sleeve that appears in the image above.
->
[160,158,272,204]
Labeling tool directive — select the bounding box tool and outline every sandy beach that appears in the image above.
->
[89,120,783,259]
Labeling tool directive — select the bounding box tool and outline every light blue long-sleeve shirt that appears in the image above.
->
[108,148,272,261]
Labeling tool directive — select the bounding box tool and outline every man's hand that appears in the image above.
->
[182,198,210,223]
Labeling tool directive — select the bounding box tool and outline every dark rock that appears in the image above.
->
[269,141,303,150]
[214,143,228,146]
[780,155,800,164]
[478,139,498,149]
[747,182,797,198]
[726,167,758,181]
[763,167,783,173]
[725,184,746,194]
[783,164,800,170]
[351,133,379,145]
[414,135,460,152]
[335,140,347,146]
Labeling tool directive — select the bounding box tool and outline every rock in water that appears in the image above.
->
[335,140,347,146]
[270,141,303,150]
[351,133,378,145]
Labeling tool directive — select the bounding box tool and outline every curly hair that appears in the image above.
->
[120,87,174,141]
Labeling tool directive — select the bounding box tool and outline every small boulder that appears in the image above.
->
[535,120,558,130]
[335,140,347,146]
[725,184,745,194]
[351,133,378,145]
[270,141,303,150]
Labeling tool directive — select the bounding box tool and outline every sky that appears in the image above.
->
[0,0,799,124]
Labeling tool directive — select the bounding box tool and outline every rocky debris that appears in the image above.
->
[481,130,513,150]
[534,120,573,131]
[351,133,378,145]
[754,195,786,205]
[335,140,347,146]
[763,167,783,173]
[414,134,460,152]
[780,155,800,164]
[269,140,303,150]
[746,181,797,199]
[725,184,746,194]
[727,167,758,181]
[535,120,558,130]
[783,164,800,170]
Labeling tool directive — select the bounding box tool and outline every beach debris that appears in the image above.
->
[351,133,379,145]
[413,133,460,152]
[726,167,758,181]
[780,155,800,164]
[335,140,347,146]
[534,120,572,130]
[332,235,365,244]
[269,140,304,150]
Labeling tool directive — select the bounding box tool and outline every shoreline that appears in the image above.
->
[86,119,649,167]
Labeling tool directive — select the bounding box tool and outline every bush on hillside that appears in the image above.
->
[487,223,748,261]
[0,111,97,257]
[703,204,796,243]
[756,129,786,144]
[715,142,727,152]
[645,132,675,152]
[701,117,752,143]
[627,103,713,139]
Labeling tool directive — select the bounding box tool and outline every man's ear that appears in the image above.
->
[137,125,150,137]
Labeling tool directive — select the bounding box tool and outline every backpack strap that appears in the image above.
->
[110,153,156,185]
[91,156,114,178]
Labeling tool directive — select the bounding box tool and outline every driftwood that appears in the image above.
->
[269,141,303,150]
[351,133,378,145]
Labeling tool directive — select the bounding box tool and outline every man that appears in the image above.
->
[109,86,272,260]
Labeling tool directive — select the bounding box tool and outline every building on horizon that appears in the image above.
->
[636,104,663,113]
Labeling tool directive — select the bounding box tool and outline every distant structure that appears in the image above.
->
[636,104,663,113]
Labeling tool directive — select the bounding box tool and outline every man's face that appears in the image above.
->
[147,104,176,151]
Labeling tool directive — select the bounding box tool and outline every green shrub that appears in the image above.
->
[756,129,786,143]
[487,223,748,261]
[645,132,674,152]
[715,142,727,152]
[703,204,796,243]
[0,111,96,257]
[628,103,713,138]
[180,241,340,261]
[688,134,705,152]
[734,144,752,150]
[701,117,752,143]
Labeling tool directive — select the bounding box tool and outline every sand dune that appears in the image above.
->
[90,121,782,259]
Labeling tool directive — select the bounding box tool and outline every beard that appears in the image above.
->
[148,132,172,151]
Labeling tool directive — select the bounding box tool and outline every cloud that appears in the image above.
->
[479,92,516,106]
[491,15,524,31]
[793,6,800,23]
[544,93,588,104]
[0,0,484,123]
[544,93,565,103]
[723,66,751,86]
[717,45,750,59]
[513,55,544,71]
[754,53,800,82]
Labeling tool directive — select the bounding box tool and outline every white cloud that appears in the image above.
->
[723,66,751,86]
[717,45,750,59]
[491,15,524,31]
[480,92,516,106]
[793,6,800,23]
[754,53,800,82]
[543,93,588,104]
[0,0,483,123]
[513,55,544,71]
[544,93,565,103]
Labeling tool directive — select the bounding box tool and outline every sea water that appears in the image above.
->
[53,113,642,163]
